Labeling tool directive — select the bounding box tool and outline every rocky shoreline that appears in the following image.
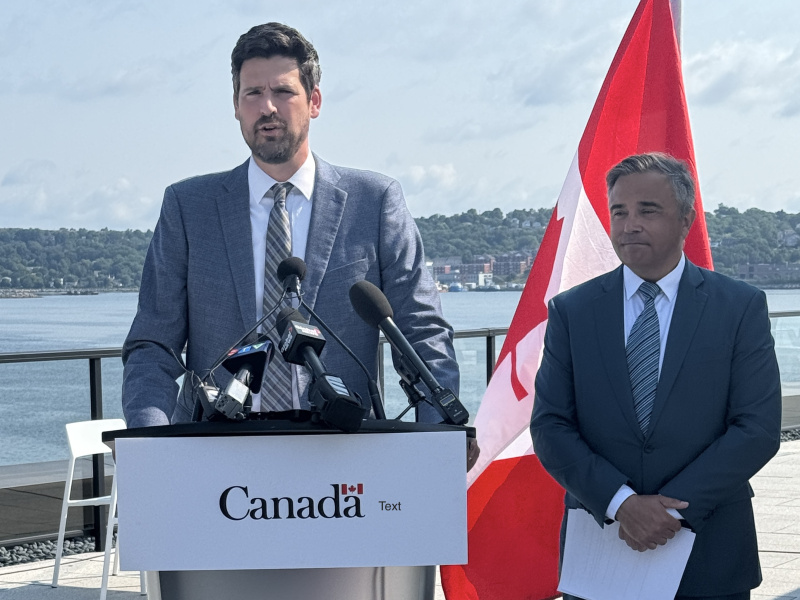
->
[0,288,139,299]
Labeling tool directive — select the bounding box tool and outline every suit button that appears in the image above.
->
[644,445,654,454]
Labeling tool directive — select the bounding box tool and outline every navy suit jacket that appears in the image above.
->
[530,261,781,596]
[122,155,458,428]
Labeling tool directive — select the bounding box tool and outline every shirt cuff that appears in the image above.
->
[606,484,636,520]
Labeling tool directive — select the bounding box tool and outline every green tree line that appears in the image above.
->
[2,205,800,289]
[0,228,151,289]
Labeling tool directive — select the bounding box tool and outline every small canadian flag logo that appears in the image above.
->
[341,483,364,495]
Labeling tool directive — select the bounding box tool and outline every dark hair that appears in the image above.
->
[231,23,321,99]
[606,152,696,218]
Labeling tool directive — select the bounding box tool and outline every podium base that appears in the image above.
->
[146,566,435,600]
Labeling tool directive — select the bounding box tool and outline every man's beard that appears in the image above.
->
[247,116,308,165]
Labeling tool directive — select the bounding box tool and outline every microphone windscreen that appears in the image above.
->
[277,257,307,282]
[276,306,305,337]
[349,280,393,329]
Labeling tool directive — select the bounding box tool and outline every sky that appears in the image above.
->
[1,1,799,231]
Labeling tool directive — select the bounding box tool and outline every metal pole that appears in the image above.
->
[377,344,385,397]
[89,358,107,551]
[486,334,496,383]
[669,0,682,52]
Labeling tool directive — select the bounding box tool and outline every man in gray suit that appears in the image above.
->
[122,23,459,430]
[530,153,781,599]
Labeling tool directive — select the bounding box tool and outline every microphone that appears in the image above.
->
[213,366,252,420]
[276,307,366,432]
[204,257,304,379]
[194,340,273,422]
[277,256,306,296]
[280,257,387,419]
[192,256,305,422]
[349,280,469,425]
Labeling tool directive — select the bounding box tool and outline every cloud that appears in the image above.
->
[2,160,57,186]
[685,40,800,117]
[16,64,166,101]
[422,118,537,144]
[0,174,158,230]
[322,83,362,105]
[400,163,458,196]
[85,178,159,226]
[0,3,222,102]
[396,162,557,218]
[506,27,622,108]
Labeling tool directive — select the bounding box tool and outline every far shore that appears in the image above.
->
[3,280,800,299]
[0,288,139,299]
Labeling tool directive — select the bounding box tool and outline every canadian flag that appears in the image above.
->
[340,483,364,495]
[441,1,712,598]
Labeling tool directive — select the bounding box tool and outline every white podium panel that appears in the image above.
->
[115,431,467,571]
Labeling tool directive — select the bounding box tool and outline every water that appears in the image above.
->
[0,291,522,466]
[1,288,797,466]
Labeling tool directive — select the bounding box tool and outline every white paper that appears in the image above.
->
[558,508,695,600]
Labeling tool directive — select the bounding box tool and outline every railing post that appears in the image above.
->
[486,332,496,383]
[89,357,107,551]
[377,343,385,396]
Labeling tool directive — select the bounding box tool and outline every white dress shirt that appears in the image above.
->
[247,153,316,411]
[606,254,686,520]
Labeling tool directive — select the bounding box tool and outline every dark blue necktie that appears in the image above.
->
[627,281,661,434]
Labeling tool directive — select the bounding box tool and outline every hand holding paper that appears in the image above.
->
[616,494,689,551]
[559,509,696,600]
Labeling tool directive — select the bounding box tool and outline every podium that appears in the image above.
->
[104,419,472,600]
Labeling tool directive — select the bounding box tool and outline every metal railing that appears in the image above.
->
[2,311,799,547]
[0,329,508,548]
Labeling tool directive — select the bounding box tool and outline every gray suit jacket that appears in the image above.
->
[122,155,458,428]
[530,261,781,596]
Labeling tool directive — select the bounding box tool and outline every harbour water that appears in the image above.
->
[0,291,521,466]
[1,289,798,466]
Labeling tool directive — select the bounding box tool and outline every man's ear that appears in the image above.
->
[681,208,697,239]
[309,86,321,119]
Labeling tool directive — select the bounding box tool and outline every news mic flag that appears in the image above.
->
[440,1,712,598]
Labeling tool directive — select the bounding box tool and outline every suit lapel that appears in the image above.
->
[217,161,257,329]
[648,261,707,435]
[303,155,347,310]
[594,267,644,438]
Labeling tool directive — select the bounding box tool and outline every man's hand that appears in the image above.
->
[615,494,688,551]
[467,438,480,472]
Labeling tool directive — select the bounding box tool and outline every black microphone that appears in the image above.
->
[277,256,306,296]
[193,340,273,422]
[349,280,469,425]
[276,307,366,432]
[204,256,303,380]
[193,257,301,421]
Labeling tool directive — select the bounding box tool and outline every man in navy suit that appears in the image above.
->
[122,23,460,431]
[530,153,781,599]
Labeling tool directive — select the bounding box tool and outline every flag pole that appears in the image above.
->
[670,0,682,51]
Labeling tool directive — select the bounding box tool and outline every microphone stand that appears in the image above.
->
[298,297,387,420]
[192,289,289,422]
[207,289,288,378]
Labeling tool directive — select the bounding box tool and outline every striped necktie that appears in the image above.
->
[261,182,294,412]
[626,281,661,434]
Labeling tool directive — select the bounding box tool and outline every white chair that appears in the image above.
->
[51,418,145,598]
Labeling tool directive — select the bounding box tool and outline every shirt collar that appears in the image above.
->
[623,254,685,302]
[247,153,316,204]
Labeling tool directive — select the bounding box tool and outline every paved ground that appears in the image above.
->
[751,439,800,600]
[1,440,798,599]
